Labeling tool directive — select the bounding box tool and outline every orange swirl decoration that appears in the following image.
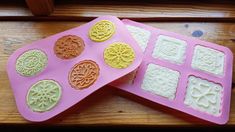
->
[54,35,85,59]
[69,60,100,89]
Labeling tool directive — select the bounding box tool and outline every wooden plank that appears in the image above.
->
[25,0,54,16]
[0,0,235,21]
[0,0,31,17]
[0,21,234,125]
[51,0,235,21]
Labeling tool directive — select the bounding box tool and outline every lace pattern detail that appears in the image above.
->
[89,20,115,42]
[69,60,100,89]
[16,49,47,76]
[27,80,62,112]
[104,42,135,69]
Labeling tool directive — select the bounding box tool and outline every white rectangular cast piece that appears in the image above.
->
[152,35,187,64]
[141,64,180,100]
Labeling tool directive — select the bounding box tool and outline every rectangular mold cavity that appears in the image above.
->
[152,35,187,65]
[184,76,223,116]
[141,63,180,100]
[111,19,233,124]
[191,45,225,76]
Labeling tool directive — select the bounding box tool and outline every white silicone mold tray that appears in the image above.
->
[111,19,233,124]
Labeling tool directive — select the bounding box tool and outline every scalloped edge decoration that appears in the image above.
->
[184,76,222,116]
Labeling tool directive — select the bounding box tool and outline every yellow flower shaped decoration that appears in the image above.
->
[89,20,115,42]
[104,42,135,69]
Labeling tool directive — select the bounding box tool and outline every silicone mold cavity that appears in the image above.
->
[111,19,233,124]
[6,16,143,122]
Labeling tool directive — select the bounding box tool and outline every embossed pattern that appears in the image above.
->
[54,35,85,59]
[16,49,48,77]
[69,60,100,89]
[141,64,180,100]
[27,80,62,112]
[104,42,135,69]
[184,76,222,116]
[116,20,232,124]
[152,35,187,64]
[89,20,115,42]
[192,45,225,76]
[126,25,151,52]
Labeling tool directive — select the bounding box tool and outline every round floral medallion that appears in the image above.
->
[104,42,135,69]
[26,79,62,112]
[54,35,85,59]
[16,49,48,77]
[89,20,115,42]
[69,60,100,89]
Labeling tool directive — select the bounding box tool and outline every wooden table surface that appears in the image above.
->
[0,0,235,126]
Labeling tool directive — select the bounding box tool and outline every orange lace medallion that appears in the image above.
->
[69,60,100,89]
[54,35,85,59]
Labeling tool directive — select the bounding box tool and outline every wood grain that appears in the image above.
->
[52,0,235,21]
[25,0,54,16]
[0,0,31,17]
[0,21,234,125]
[1,0,235,21]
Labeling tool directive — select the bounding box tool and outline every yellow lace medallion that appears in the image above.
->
[89,20,115,42]
[104,42,135,69]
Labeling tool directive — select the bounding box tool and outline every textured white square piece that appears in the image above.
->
[152,35,187,64]
[126,25,151,52]
[191,45,225,76]
[141,64,180,100]
[184,76,222,116]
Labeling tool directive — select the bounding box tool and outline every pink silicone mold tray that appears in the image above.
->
[111,19,233,124]
[6,16,143,122]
